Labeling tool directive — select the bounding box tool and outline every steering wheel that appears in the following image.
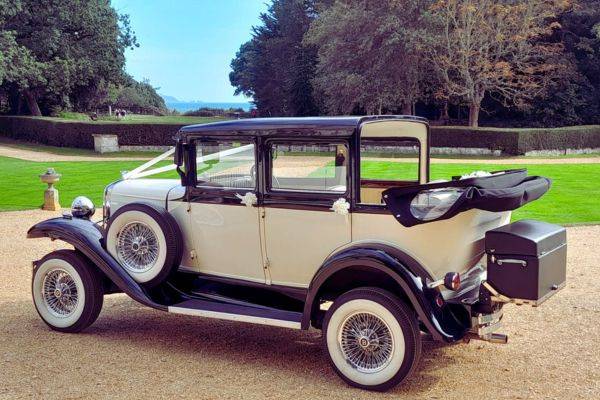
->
[249,163,281,188]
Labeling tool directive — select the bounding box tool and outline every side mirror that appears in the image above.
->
[174,141,189,185]
[174,141,184,167]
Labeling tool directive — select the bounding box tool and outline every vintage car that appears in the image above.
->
[27,116,567,391]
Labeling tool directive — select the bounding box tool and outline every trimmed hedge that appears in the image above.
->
[430,125,600,154]
[0,116,185,149]
[430,126,520,154]
[1,116,599,155]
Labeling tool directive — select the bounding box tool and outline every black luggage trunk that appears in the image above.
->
[485,220,567,304]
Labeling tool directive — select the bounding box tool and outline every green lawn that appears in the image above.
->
[0,156,177,211]
[0,155,598,224]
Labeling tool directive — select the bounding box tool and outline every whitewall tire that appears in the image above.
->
[105,203,182,288]
[32,250,103,333]
[323,287,421,391]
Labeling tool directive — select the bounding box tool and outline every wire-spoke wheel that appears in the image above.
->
[32,250,103,333]
[42,268,80,318]
[323,287,421,391]
[106,203,182,287]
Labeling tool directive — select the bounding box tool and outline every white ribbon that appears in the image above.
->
[236,192,257,207]
[331,198,350,215]
[122,147,175,179]
[122,144,254,180]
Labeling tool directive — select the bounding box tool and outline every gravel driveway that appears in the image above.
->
[0,210,598,400]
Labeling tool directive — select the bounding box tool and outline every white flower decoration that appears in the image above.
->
[331,198,350,215]
[235,192,257,207]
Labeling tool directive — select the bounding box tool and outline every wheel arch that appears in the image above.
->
[27,216,167,311]
[303,243,470,342]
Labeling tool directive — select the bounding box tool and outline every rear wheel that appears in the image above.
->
[32,250,103,333]
[322,287,421,391]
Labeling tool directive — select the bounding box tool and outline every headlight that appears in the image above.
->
[71,196,95,219]
[410,188,464,221]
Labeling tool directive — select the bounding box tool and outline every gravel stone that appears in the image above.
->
[0,209,598,399]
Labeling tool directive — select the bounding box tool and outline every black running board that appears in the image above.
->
[168,299,302,329]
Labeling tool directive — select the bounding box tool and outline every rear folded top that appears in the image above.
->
[382,169,551,227]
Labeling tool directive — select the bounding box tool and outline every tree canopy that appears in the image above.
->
[230,0,600,127]
[0,0,165,116]
[304,0,431,115]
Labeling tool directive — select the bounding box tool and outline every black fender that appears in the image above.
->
[27,216,167,311]
[302,243,470,342]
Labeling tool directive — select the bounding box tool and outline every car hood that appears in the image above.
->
[109,179,185,202]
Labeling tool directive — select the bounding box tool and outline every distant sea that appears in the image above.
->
[165,101,253,112]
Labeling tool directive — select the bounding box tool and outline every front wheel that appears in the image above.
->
[32,250,104,333]
[322,287,422,391]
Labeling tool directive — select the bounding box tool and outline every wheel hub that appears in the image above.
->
[358,336,370,348]
[357,329,381,351]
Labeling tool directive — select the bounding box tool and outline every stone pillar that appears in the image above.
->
[39,168,61,211]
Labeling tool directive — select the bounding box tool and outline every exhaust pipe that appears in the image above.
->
[465,332,509,344]
[487,333,508,344]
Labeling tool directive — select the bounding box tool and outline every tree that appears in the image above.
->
[0,0,137,115]
[114,77,167,114]
[555,0,600,123]
[425,0,571,127]
[0,1,20,85]
[304,0,432,115]
[230,0,318,116]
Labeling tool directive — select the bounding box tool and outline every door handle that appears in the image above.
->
[331,198,350,215]
[235,192,257,207]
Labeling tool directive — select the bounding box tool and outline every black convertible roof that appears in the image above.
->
[177,115,427,141]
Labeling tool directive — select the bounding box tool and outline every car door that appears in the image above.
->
[188,138,266,283]
[261,139,352,288]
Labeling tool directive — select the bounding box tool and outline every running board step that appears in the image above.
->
[168,299,302,329]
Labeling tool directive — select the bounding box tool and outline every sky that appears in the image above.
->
[111,0,269,103]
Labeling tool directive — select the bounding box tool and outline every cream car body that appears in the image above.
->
[105,118,507,285]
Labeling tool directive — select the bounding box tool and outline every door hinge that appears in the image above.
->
[190,250,197,260]
[260,208,266,219]
[263,258,271,270]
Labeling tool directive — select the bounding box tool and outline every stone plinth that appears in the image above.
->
[42,187,61,211]
[92,134,119,153]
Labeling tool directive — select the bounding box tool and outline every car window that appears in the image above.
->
[196,140,256,189]
[359,138,420,204]
[270,143,348,193]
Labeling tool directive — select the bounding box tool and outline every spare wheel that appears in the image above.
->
[105,203,182,287]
